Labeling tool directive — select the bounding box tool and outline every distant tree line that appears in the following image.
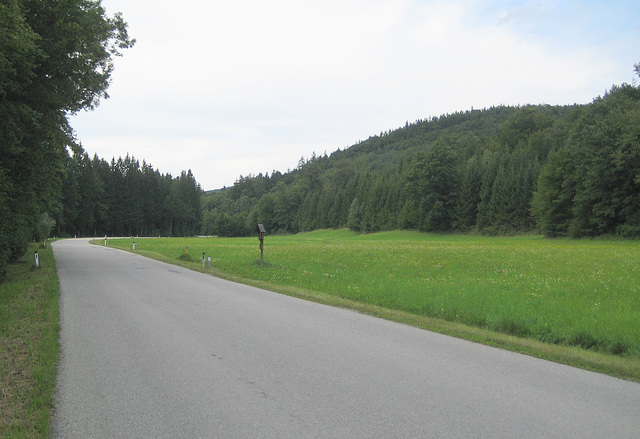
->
[202,68,640,239]
[58,152,202,238]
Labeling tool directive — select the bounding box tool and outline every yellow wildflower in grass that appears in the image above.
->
[110,232,640,358]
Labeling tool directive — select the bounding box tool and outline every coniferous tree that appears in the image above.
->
[568,85,640,236]
[405,141,458,232]
[455,155,483,231]
[198,73,639,240]
[531,150,574,237]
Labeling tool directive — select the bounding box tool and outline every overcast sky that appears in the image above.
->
[70,0,640,190]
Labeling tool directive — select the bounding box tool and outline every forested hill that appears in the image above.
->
[202,79,640,238]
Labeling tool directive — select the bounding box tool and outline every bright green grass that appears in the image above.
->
[109,231,640,360]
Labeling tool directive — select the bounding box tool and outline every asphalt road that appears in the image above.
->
[52,238,640,438]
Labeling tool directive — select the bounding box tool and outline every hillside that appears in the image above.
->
[201,82,640,238]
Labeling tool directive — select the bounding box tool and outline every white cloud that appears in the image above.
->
[70,0,640,190]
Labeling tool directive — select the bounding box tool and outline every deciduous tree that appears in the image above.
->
[0,0,134,280]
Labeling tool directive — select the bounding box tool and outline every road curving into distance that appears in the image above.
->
[52,238,640,438]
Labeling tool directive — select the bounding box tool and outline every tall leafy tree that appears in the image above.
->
[567,84,640,237]
[1,0,44,276]
[0,0,134,279]
[532,80,640,237]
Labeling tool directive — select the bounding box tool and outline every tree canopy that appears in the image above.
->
[202,67,640,240]
[57,152,202,238]
[532,82,640,237]
[0,0,134,279]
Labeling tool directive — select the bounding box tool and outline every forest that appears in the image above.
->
[0,0,134,280]
[57,76,640,242]
[57,152,202,238]
[32,69,640,246]
[201,71,640,239]
[2,0,639,282]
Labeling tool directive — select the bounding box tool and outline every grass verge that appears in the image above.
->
[0,242,60,438]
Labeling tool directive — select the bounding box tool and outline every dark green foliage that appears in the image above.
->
[477,149,541,234]
[533,83,640,237]
[200,106,556,237]
[56,152,203,237]
[201,80,640,240]
[531,150,574,237]
[405,140,459,232]
[455,155,482,231]
[0,0,133,280]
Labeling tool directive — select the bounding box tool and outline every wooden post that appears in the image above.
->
[260,238,264,261]
[257,224,266,261]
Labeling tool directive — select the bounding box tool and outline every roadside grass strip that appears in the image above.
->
[106,231,640,381]
[0,243,60,438]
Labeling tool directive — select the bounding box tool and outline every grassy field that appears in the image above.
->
[0,243,60,438]
[108,230,640,379]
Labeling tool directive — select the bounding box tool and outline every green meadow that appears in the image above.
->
[108,230,640,374]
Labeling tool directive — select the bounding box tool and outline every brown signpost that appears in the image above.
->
[257,224,266,261]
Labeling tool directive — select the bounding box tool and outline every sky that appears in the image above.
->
[70,0,640,191]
